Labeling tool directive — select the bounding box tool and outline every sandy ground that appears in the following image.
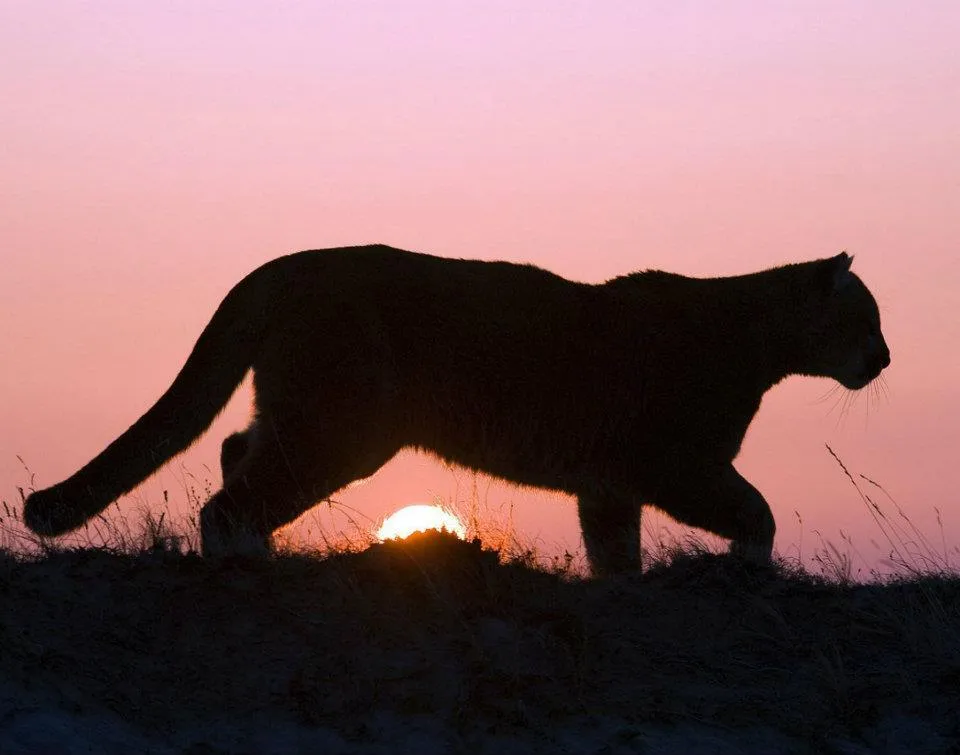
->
[3,533,959,754]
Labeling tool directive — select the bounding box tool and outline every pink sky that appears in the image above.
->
[2,2,958,573]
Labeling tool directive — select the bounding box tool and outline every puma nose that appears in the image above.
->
[870,333,891,371]
[878,338,891,369]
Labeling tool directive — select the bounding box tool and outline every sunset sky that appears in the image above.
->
[2,2,957,573]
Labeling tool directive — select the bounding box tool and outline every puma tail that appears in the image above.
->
[23,270,274,537]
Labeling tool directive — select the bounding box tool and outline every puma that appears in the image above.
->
[23,245,890,574]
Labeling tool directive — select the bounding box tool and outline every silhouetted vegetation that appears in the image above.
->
[2,516,959,752]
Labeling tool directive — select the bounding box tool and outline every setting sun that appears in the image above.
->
[376,504,467,541]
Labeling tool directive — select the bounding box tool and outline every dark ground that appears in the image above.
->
[2,530,960,754]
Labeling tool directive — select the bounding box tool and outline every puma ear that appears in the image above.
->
[824,251,854,292]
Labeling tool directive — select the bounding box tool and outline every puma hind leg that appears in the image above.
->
[200,424,266,555]
[201,419,310,556]
[202,408,399,557]
[220,430,250,482]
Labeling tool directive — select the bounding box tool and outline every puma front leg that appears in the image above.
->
[653,463,775,562]
[577,493,642,577]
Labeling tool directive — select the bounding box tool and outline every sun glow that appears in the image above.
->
[376,504,467,541]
